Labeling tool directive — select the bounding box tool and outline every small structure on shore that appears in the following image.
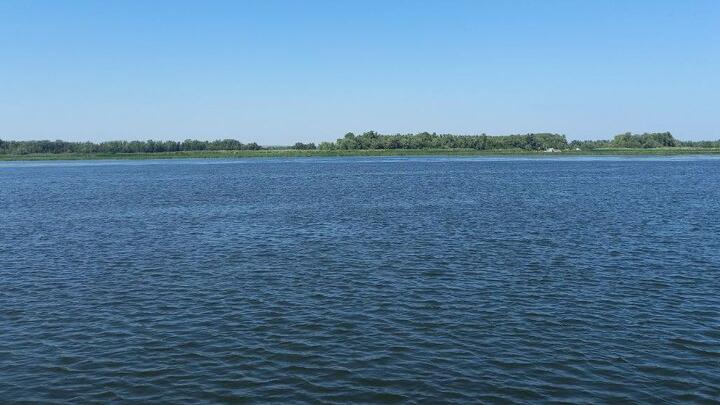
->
[544,148,561,153]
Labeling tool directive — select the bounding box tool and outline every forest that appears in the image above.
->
[1,132,719,155]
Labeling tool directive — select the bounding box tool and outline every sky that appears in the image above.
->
[1,0,719,144]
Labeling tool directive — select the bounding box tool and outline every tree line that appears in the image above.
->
[568,132,720,150]
[0,139,263,155]
[1,131,718,155]
[320,132,569,150]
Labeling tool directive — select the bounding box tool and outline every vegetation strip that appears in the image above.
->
[2,132,720,161]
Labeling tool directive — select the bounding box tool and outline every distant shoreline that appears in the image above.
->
[3,147,720,161]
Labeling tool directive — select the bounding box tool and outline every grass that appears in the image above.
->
[2,147,720,161]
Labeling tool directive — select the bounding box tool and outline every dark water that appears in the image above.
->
[1,157,719,403]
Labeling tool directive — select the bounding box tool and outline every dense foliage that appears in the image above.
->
[292,142,317,150]
[1,131,718,155]
[323,131,720,151]
[0,139,262,155]
[567,132,716,150]
[322,132,569,150]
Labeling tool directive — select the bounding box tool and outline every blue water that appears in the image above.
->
[1,156,719,403]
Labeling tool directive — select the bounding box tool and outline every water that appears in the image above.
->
[1,156,719,403]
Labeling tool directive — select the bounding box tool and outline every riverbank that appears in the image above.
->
[2,147,720,161]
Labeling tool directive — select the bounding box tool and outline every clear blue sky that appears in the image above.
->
[1,0,718,143]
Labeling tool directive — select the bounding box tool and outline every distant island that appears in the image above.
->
[2,131,719,160]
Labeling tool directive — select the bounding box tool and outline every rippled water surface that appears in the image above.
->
[1,156,720,403]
